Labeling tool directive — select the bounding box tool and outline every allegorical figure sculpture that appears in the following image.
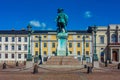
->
[56,8,68,33]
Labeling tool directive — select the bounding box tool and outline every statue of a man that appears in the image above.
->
[56,8,68,33]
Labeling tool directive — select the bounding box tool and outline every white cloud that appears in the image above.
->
[29,20,47,30]
[41,22,46,28]
[47,28,53,30]
[84,11,92,18]
[29,20,41,27]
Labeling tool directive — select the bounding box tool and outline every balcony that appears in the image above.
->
[108,42,120,45]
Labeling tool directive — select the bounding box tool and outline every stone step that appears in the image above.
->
[45,56,80,65]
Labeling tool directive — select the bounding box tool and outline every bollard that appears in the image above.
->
[3,62,6,69]
[87,66,92,74]
[33,64,38,74]
[16,61,19,66]
[84,65,87,68]
[24,61,26,65]
[105,61,108,67]
[118,63,120,69]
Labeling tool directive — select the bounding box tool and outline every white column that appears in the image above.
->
[119,49,120,62]
[41,37,43,56]
[110,48,112,61]
[90,36,92,63]
[48,35,51,56]
[82,38,83,56]
[31,36,34,56]
[73,36,76,55]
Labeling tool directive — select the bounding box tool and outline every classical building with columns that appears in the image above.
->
[32,30,92,62]
[88,24,120,62]
[0,29,92,63]
[1,24,120,63]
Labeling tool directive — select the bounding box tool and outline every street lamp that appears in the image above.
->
[35,35,42,64]
[82,35,86,61]
[27,24,32,61]
[93,26,98,62]
[38,35,42,64]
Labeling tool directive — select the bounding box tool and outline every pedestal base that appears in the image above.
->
[57,32,68,56]
[94,61,99,68]
[26,61,33,68]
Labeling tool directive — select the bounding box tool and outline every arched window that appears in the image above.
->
[111,34,117,42]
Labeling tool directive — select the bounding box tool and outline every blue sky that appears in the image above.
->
[0,0,120,30]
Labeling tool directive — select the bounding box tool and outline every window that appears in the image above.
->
[12,37,15,42]
[35,51,38,55]
[24,45,27,50]
[0,45,1,50]
[0,53,1,58]
[24,37,27,42]
[44,36,46,38]
[86,36,89,38]
[35,36,38,38]
[100,36,104,44]
[77,43,80,47]
[5,54,8,58]
[77,36,80,38]
[69,43,72,48]
[44,43,47,47]
[18,54,21,59]
[86,51,89,55]
[24,54,27,58]
[69,51,72,54]
[0,37,2,42]
[111,34,117,43]
[11,54,14,59]
[52,43,55,48]
[18,37,21,42]
[18,45,21,50]
[52,51,55,55]
[5,37,8,42]
[44,51,47,55]
[86,43,89,47]
[11,45,14,50]
[52,51,55,54]
[77,51,80,55]
[5,45,8,50]
[35,43,38,47]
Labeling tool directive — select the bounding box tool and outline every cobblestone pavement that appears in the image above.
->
[0,63,120,80]
[1,67,120,80]
[0,71,87,80]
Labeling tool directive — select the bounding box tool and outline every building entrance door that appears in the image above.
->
[101,52,104,62]
[112,51,118,61]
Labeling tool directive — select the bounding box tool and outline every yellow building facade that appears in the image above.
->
[32,30,92,62]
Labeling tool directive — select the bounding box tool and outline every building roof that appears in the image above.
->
[0,30,92,35]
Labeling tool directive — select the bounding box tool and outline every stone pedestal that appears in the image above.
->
[57,32,68,56]
[26,61,33,68]
[94,61,99,68]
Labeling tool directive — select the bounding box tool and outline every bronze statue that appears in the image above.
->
[56,8,68,33]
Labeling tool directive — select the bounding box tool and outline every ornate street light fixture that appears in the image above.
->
[35,35,42,64]
[38,35,42,64]
[93,26,98,61]
[27,24,32,61]
[82,35,86,61]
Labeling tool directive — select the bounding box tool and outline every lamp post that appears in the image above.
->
[35,35,42,64]
[27,24,32,61]
[38,35,42,64]
[92,26,98,67]
[82,35,86,61]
